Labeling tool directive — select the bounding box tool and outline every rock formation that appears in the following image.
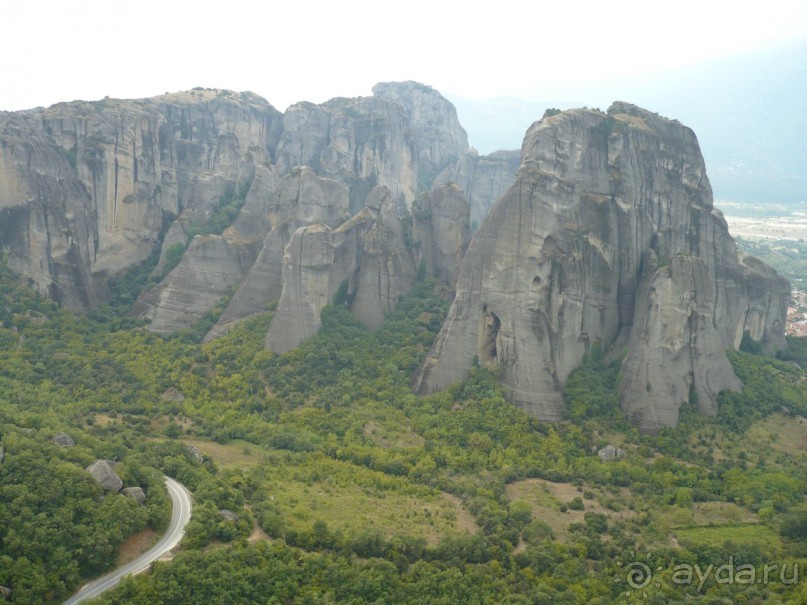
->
[597,445,626,462]
[0,82,468,325]
[204,167,350,339]
[372,81,469,183]
[433,148,520,228]
[266,186,409,351]
[274,83,467,215]
[52,432,75,447]
[0,89,283,309]
[86,459,123,492]
[413,102,789,432]
[412,183,471,286]
[139,166,349,334]
[123,486,146,504]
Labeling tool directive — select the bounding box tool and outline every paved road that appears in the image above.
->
[62,476,192,604]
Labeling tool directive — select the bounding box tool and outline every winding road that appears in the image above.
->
[62,476,192,604]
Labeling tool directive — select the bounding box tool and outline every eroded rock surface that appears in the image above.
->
[266,186,410,351]
[413,102,789,432]
[412,183,471,286]
[86,460,123,492]
[433,148,520,228]
[0,89,282,309]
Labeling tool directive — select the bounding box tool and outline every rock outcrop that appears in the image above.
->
[86,459,123,492]
[412,183,471,286]
[52,432,75,447]
[140,166,349,334]
[204,167,350,339]
[0,89,283,309]
[372,81,469,181]
[266,186,411,351]
[0,82,468,321]
[123,486,146,504]
[413,102,789,432]
[433,148,520,228]
[597,445,626,462]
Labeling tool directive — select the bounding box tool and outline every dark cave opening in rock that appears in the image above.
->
[479,307,501,365]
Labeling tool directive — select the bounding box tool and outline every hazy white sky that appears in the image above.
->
[3,0,806,111]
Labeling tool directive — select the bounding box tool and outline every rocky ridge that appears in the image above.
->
[0,83,470,334]
[412,102,789,432]
[265,183,470,352]
[0,86,791,432]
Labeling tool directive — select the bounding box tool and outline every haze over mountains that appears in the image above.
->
[449,41,807,206]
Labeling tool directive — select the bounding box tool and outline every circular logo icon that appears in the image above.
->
[625,561,652,590]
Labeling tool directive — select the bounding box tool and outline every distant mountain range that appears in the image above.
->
[448,41,806,206]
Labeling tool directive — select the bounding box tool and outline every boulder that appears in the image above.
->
[597,445,626,462]
[86,460,123,492]
[187,445,204,462]
[52,432,75,447]
[123,486,146,505]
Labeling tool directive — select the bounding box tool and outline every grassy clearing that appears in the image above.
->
[674,524,781,551]
[506,478,633,542]
[363,420,425,449]
[664,502,757,527]
[746,414,807,455]
[257,455,474,545]
[177,437,475,545]
[179,438,265,470]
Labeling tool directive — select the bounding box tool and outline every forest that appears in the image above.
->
[3,257,807,604]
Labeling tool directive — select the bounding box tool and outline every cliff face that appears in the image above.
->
[372,81,469,184]
[412,183,471,286]
[413,102,789,432]
[0,89,283,308]
[433,148,520,228]
[0,83,468,318]
[265,183,470,353]
[140,167,350,334]
[275,82,468,215]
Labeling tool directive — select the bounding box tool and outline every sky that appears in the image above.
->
[3,0,807,113]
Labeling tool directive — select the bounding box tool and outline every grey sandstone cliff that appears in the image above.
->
[0,89,283,309]
[0,83,467,326]
[433,148,520,228]
[265,184,470,353]
[372,82,469,184]
[413,102,789,432]
[204,167,350,339]
[412,183,471,286]
[140,166,349,334]
[265,186,413,352]
[274,83,467,216]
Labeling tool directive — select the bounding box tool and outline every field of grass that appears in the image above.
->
[256,454,473,545]
[363,420,425,449]
[674,524,781,552]
[746,414,807,456]
[506,478,634,542]
[180,438,265,470]
[176,438,474,545]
